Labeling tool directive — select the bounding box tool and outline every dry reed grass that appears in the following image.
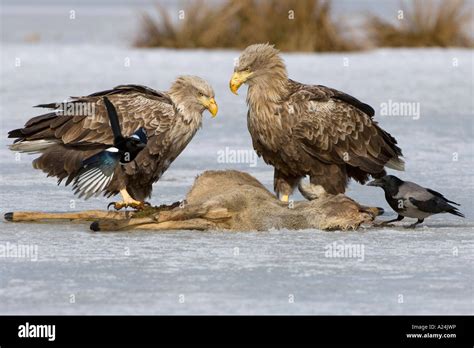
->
[366,0,473,48]
[134,0,357,51]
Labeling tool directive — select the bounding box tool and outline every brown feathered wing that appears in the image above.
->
[9,85,176,198]
[289,82,404,181]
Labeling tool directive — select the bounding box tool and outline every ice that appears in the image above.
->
[0,44,473,314]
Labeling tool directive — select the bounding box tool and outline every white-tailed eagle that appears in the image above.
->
[230,43,404,201]
[9,76,217,209]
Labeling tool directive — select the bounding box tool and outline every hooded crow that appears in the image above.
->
[367,175,464,228]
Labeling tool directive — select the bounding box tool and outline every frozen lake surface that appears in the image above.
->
[0,45,473,314]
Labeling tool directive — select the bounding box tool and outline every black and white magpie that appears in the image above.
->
[72,97,147,199]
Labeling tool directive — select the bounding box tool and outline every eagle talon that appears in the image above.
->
[107,200,146,211]
[129,201,146,210]
[107,201,128,210]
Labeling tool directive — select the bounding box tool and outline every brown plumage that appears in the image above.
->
[8,76,217,206]
[230,43,404,198]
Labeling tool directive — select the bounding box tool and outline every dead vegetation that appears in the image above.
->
[366,0,473,48]
[134,0,357,51]
[134,0,473,51]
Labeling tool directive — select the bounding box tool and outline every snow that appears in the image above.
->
[0,44,473,314]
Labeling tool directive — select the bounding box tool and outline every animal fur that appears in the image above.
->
[6,170,378,231]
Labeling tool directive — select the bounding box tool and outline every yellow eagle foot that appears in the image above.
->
[107,200,150,211]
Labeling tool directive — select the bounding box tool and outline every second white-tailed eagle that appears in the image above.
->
[230,43,404,201]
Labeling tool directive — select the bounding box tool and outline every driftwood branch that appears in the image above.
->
[4,210,128,223]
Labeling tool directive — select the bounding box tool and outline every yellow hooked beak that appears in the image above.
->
[201,96,218,117]
[229,71,253,95]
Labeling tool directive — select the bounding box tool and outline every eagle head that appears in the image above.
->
[169,75,218,117]
[230,43,287,95]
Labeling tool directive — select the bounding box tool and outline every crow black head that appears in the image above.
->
[367,175,404,195]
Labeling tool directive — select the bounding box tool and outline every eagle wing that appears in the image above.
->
[289,82,403,173]
[9,85,177,187]
[31,84,175,148]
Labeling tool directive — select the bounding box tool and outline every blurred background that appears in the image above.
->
[0,1,473,315]
[1,0,472,49]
